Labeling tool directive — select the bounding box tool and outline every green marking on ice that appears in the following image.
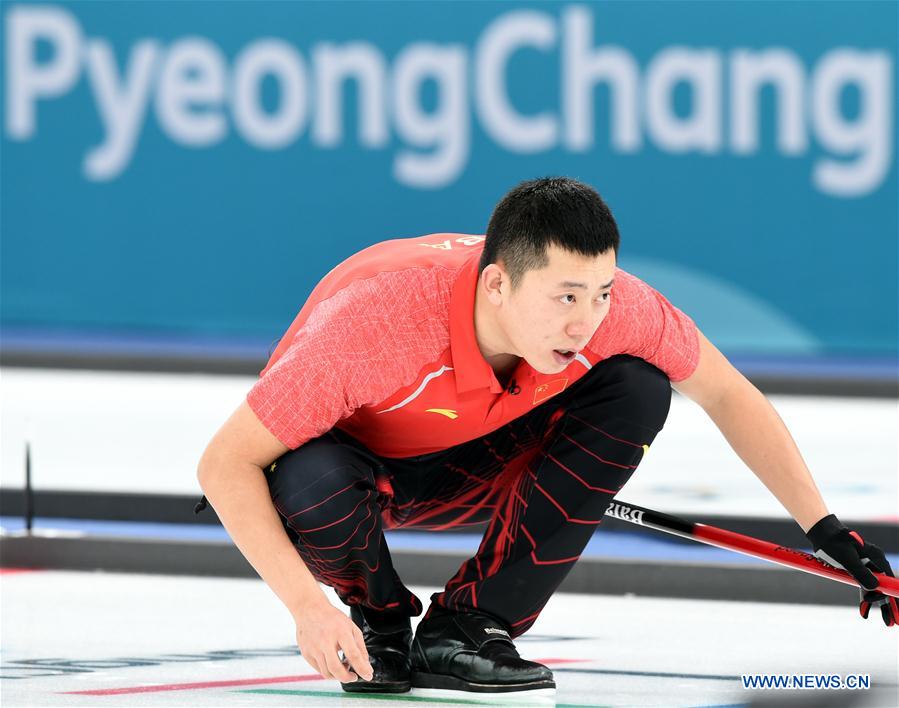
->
[235,688,502,703]
[234,688,603,706]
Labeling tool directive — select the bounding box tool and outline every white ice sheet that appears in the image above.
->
[2,570,897,707]
[1,367,896,520]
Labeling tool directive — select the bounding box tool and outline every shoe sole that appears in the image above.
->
[341,680,412,694]
[411,671,556,693]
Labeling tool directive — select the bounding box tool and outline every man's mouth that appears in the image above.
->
[552,349,577,365]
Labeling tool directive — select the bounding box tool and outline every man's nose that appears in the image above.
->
[566,314,591,340]
[567,307,601,342]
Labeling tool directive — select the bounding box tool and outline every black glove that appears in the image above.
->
[806,514,898,627]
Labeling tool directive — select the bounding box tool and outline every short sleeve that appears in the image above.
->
[247,294,364,449]
[587,269,700,383]
[247,268,454,449]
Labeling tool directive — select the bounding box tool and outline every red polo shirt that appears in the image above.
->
[248,233,699,457]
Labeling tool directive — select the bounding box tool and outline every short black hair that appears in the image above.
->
[480,177,620,288]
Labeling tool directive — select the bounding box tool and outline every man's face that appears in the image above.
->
[496,245,617,375]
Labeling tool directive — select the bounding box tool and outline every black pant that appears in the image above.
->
[266,355,671,636]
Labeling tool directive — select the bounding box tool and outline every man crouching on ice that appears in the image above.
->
[197,177,897,697]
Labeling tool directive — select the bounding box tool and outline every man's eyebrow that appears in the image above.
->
[557,278,615,290]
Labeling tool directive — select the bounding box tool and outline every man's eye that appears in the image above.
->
[560,294,576,304]
[597,292,611,303]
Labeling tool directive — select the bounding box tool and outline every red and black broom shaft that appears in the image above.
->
[604,500,899,599]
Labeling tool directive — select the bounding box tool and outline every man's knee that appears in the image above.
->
[574,355,672,432]
[616,355,672,412]
[266,435,376,531]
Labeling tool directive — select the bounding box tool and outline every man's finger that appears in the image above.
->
[882,597,899,627]
[305,654,323,678]
[340,633,373,681]
[351,624,366,646]
[862,546,894,577]
[847,533,892,585]
[821,548,879,590]
[324,647,357,683]
[849,561,880,590]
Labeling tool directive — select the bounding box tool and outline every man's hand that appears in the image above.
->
[295,598,374,682]
[806,514,899,627]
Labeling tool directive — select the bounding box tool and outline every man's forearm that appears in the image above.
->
[703,379,829,532]
[197,460,327,619]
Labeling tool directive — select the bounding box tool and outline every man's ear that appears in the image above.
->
[480,263,507,305]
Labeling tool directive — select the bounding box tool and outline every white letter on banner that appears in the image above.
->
[313,42,388,147]
[645,47,722,153]
[562,6,640,152]
[83,39,160,180]
[232,39,307,149]
[156,37,227,146]
[6,5,83,139]
[475,9,557,152]
[731,49,807,155]
[393,43,468,188]
[811,49,893,197]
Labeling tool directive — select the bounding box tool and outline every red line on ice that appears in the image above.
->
[59,659,590,696]
[60,674,325,695]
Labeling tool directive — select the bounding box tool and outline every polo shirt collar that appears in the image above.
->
[449,253,504,394]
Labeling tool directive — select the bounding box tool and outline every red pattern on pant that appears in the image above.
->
[429,409,648,636]
[266,355,671,635]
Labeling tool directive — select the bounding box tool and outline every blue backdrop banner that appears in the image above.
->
[2,1,897,365]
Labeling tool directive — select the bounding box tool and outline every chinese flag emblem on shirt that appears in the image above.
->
[533,378,568,405]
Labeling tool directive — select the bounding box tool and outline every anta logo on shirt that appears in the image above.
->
[533,379,568,405]
[426,408,459,419]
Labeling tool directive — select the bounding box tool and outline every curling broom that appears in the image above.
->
[604,500,899,598]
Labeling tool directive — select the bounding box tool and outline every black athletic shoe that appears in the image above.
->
[410,610,555,694]
[340,605,413,694]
